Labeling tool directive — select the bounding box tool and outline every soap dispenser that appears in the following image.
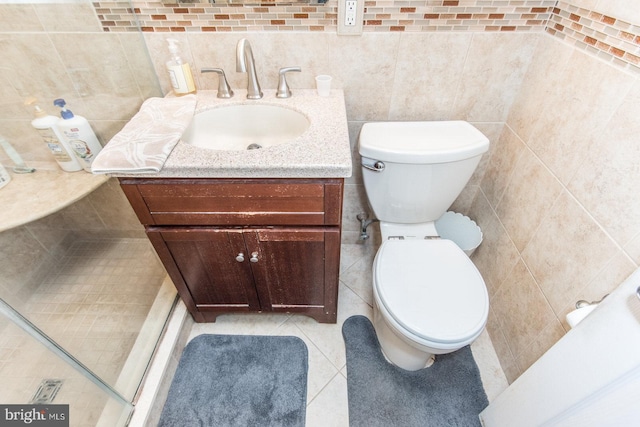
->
[26,98,82,172]
[53,98,103,172]
[166,38,196,95]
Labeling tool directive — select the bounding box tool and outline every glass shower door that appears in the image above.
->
[0,0,172,421]
[0,299,133,426]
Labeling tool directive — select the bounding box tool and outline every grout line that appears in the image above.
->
[304,370,342,408]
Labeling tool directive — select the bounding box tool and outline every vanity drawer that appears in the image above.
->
[120,178,343,226]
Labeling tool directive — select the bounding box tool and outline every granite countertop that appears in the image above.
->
[117,89,352,179]
[0,163,108,232]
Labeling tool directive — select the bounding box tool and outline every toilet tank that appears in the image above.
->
[358,121,489,223]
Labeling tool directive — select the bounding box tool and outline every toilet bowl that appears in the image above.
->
[358,120,491,371]
[372,239,488,370]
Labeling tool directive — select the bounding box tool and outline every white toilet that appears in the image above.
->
[358,120,490,371]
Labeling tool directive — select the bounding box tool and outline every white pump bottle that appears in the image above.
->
[26,98,82,172]
[53,99,103,172]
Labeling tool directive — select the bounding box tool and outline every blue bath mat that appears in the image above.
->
[158,334,308,427]
[342,315,488,426]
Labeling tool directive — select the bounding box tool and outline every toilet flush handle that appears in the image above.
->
[362,161,385,172]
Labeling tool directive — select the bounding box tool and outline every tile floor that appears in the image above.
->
[186,240,510,426]
[23,238,166,386]
[0,238,167,426]
[0,322,123,427]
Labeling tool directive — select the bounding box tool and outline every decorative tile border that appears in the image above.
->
[361,0,555,33]
[89,1,640,72]
[97,1,336,32]
[546,2,640,72]
[95,1,554,33]
[94,2,140,32]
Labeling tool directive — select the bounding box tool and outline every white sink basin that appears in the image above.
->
[182,104,310,151]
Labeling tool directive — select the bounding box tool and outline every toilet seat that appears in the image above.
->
[373,239,488,345]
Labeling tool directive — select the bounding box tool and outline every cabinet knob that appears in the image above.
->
[250,252,259,263]
[235,253,245,262]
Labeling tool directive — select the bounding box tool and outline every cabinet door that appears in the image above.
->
[147,228,261,314]
[244,228,340,322]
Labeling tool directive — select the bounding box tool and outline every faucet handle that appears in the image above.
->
[201,68,234,98]
[276,66,301,99]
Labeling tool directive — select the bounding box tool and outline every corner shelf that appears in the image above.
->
[0,164,108,232]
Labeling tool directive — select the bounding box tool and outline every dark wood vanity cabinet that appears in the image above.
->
[119,178,343,323]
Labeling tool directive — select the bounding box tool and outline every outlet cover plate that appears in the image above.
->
[337,0,364,35]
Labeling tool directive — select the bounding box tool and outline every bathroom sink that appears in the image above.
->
[182,104,310,151]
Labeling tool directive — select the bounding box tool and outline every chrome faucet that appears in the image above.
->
[236,38,263,99]
[201,68,234,98]
[276,66,301,98]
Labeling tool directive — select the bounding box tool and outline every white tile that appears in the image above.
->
[188,313,292,341]
[305,373,349,427]
[340,365,347,378]
[273,321,339,404]
[471,329,509,402]
[294,284,372,370]
[339,241,377,275]
[340,254,375,306]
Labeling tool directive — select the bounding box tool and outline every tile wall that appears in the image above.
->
[548,1,640,71]
[0,179,145,313]
[0,1,160,167]
[469,1,640,382]
[2,0,639,385]
[99,0,555,32]
[0,1,161,310]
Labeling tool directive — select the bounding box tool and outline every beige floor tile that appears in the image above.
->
[294,283,372,370]
[188,312,292,340]
[339,241,377,275]
[274,321,340,404]
[340,255,375,306]
[306,373,349,427]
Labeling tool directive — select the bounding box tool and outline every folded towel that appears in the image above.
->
[91,95,196,174]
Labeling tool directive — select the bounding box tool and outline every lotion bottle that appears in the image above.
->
[53,98,103,172]
[166,38,196,95]
[26,98,82,172]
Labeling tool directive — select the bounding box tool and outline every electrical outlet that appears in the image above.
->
[345,0,357,26]
[338,0,364,35]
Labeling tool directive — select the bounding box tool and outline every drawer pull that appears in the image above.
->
[250,252,259,263]
[235,253,245,262]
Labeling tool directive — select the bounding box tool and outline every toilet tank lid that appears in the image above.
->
[358,121,489,164]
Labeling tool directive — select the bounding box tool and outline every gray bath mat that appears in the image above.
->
[342,315,488,427]
[158,334,308,427]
